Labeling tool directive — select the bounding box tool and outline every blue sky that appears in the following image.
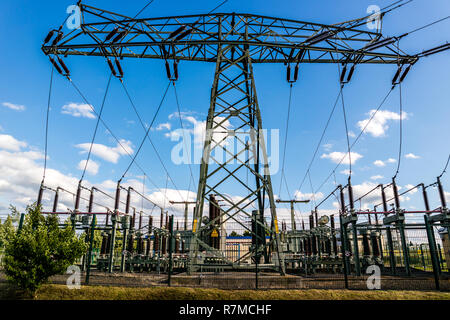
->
[0,0,449,225]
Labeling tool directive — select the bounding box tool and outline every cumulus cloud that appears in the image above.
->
[0,134,27,151]
[373,160,386,167]
[405,153,420,159]
[2,102,25,111]
[75,140,134,164]
[77,160,99,175]
[374,158,397,167]
[293,190,324,201]
[357,109,408,137]
[321,151,363,165]
[156,122,171,131]
[61,103,96,119]
[371,175,384,180]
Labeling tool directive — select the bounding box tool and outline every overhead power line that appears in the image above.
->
[119,82,171,182]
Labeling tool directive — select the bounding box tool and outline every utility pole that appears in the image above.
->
[169,201,196,231]
[276,199,310,231]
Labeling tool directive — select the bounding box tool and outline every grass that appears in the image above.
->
[18,285,450,300]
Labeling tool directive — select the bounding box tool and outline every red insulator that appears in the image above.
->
[44,30,55,44]
[57,56,70,75]
[346,65,355,82]
[392,66,402,85]
[173,61,179,80]
[294,64,299,81]
[112,31,126,43]
[399,65,411,83]
[105,28,119,42]
[165,60,172,79]
[174,28,193,41]
[106,58,117,77]
[340,65,347,83]
[49,57,64,75]
[115,59,124,78]
[52,32,63,46]
[168,25,186,40]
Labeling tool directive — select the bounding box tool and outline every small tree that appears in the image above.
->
[2,204,87,295]
[0,215,16,249]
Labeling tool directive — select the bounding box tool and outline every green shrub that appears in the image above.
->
[2,204,87,295]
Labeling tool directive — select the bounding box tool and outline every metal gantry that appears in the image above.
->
[42,3,438,275]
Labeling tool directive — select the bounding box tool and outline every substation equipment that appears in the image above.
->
[37,3,449,277]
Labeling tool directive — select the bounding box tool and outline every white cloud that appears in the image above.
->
[405,153,420,159]
[357,109,408,137]
[77,160,99,175]
[2,102,25,111]
[373,160,386,167]
[293,190,324,201]
[374,157,397,167]
[156,122,171,131]
[61,103,96,119]
[321,151,363,165]
[340,169,351,175]
[75,140,134,164]
[323,143,333,151]
[0,134,27,151]
[348,131,356,138]
[370,175,384,180]
[404,184,418,194]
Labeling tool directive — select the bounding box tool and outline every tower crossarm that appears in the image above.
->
[42,4,418,65]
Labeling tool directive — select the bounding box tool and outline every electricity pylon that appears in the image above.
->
[42,4,427,275]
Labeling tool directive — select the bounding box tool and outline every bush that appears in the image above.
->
[2,204,87,295]
[0,216,16,249]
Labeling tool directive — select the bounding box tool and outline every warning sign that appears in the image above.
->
[211,229,219,238]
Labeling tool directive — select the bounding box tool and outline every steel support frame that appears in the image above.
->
[188,37,285,274]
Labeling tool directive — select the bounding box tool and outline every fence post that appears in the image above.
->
[339,215,349,289]
[121,223,128,273]
[424,215,440,290]
[386,226,396,275]
[17,213,25,234]
[168,215,174,287]
[397,222,411,276]
[108,214,117,273]
[85,214,96,285]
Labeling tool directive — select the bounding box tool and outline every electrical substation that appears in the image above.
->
[32,2,450,290]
